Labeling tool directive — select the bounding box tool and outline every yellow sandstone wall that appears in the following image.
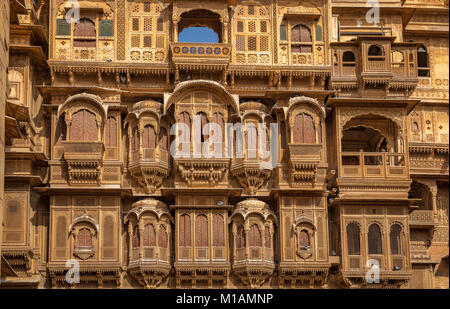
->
[0,0,11,275]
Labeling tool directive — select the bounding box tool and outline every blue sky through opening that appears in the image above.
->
[178,27,219,43]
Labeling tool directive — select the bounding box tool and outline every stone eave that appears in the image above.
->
[9,44,48,68]
[10,23,49,46]
[326,97,420,114]
[329,197,414,207]
[48,60,172,74]
[6,99,30,122]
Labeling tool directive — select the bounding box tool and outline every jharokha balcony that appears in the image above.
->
[62,141,105,185]
[126,100,170,194]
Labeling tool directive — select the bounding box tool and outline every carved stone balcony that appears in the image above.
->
[409,209,436,228]
[230,199,277,288]
[409,143,449,176]
[128,148,170,194]
[174,157,230,187]
[287,143,322,186]
[230,157,272,195]
[170,43,231,70]
[342,254,411,288]
[62,141,104,185]
[331,39,419,91]
[340,152,408,179]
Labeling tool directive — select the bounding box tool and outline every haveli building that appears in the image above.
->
[0,0,448,289]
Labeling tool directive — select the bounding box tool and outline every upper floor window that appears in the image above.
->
[143,223,156,247]
[343,51,356,66]
[248,224,262,247]
[291,24,312,53]
[76,228,93,248]
[368,45,385,61]
[236,226,246,249]
[293,113,315,144]
[195,215,208,247]
[178,9,221,43]
[132,225,140,249]
[132,127,140,151]
[73,18,96,48]
[299,230,310,248]
[179,214,191,247]
[142,125,156,149]
[158,127,168,151]
[390,224,402,255]
[368,224,383,255]
[234,4,271,64]
[105,116,117,148]
[213,214,225,247]
[158,225,168,248]
[347,223,360,255]
[417,45,430,77]
[129,0,166,62]
[69,109,97,142]
[264,226,271,248]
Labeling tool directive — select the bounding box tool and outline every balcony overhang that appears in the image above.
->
[326,97,420,115]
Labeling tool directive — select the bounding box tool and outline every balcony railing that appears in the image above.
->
[340,152,407,179]
[170,42,231,65]
[409,209,435,227]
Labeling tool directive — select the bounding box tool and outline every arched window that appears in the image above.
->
[280,120,287,149]
[178,112,191,144]
[417,45,430,77]
[132,126,140,151]
[291,24,312,53]
[368,45,383,56]
[142,124,156,149]
[195,215,208,247]
[178,9,222,43]
[158,127,168,151]
[211,112,224,145]
[73,18,96,47]
[368,224,383,255]
[213,214,224,246]
[70,109,98,141]
[179,214,191,247]
[76,228,93,248]
[55,114,67,145]
[343,51,355,66]
[299,230,310,247]
[293,113,315,144]
[195,112,209,142]
[142,224,156,247]
[368,45,385,64]
[412,121,419,132]
[236,226,246,249]
[105,116,117,147]
[347,223,360,255]
[158,225,168,248]
[245,123,258,158]
[248,224,262,247]
[264,226,271,248]
[390,224,402,255]
[280,24,287,41]
[132,225,140,248]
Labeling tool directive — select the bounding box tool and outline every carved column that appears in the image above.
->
[127,222,133,263]
[138,221,144,260]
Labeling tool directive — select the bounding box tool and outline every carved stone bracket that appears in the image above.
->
[176,159,230,185]
[230,161,272,195]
